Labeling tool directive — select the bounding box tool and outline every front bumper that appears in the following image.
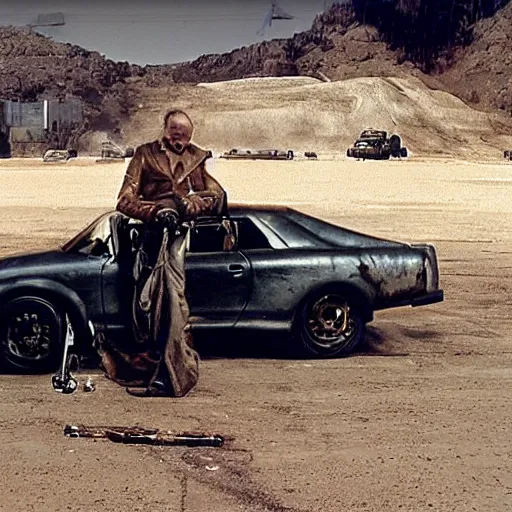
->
[411,289,444,307]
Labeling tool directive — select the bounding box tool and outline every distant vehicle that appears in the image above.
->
[504,150,512,161]
[0,204,443,371]
[42,149,77,163]
[347,129,408,160]
[221,148,294,160]
[96,141,134,163]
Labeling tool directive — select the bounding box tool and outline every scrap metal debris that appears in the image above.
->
[64,425,225,447]
[51,314,79,394]
[83,377,96,392]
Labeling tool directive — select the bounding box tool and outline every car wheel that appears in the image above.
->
[380,148,390,160]
[296,293,364,358]
[0,296,64,373]
[400,147,408,158]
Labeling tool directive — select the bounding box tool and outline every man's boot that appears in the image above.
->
[126,360,173,397]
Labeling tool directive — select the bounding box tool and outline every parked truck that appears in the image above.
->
[346,129,408,160]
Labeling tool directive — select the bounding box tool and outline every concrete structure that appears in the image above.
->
[0,98,83,157]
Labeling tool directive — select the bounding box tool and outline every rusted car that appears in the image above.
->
[347,129,408,160]
[0,204,443,371]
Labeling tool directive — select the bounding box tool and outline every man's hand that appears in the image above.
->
[155,207,179,230]
[181,195,215,217]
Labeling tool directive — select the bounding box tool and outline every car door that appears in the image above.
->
[101,217,252,332]
[185,222,252,327]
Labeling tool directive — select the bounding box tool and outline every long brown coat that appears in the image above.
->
[101,140,225,396]
[116,139,225,221]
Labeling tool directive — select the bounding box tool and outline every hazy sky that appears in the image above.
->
[0,1,332,65]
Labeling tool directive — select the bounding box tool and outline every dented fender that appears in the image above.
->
[358,252,425,298]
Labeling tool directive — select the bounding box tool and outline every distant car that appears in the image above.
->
[347,129,408,160]
[42,149,77,163]
[221,148,294,160]
[96,141,134,162]
[0,205,443,372]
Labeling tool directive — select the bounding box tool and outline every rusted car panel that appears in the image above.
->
[0,204,443,368]
[234,215,441,331]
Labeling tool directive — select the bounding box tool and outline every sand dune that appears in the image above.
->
[120,76,512,159]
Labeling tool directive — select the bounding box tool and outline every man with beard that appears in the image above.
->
[101,109,226,397]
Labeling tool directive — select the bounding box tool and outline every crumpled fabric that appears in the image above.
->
[100,227,199,397]
[135,228,198,397]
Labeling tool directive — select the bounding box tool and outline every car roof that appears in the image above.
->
[228,204,404,249]
[227,203,292,215]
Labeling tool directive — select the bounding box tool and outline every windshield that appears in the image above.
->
[61,212,114,255]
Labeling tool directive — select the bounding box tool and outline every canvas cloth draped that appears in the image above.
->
[100,225,199,397]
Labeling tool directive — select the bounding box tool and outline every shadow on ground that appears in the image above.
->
[194,324,419,360]
[0,322,445,375]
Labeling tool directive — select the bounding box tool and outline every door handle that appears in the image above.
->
[228,264,245,273]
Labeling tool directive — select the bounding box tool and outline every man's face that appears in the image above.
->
[163,114,193,153]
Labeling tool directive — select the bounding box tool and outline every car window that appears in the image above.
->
[235,218,272,250]
[62,214,113,256]
[188,224,228,253]
[188,218,272,253]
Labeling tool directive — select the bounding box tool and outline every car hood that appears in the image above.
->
[0,249,88,279]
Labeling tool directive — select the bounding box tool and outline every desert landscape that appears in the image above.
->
[0,150,510,511]
[0,1,511,510]
[120,76,512,159]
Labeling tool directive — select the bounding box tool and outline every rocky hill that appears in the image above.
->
[439,1,512,116]
[172,1,512,117]
[171,6,419,84]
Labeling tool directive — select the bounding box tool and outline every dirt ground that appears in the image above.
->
[0,156,510,512]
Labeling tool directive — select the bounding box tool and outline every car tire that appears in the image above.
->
[400,147,408,158]
[389,134,401,155]
[0,296,64,373]
[295,292,364,358]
